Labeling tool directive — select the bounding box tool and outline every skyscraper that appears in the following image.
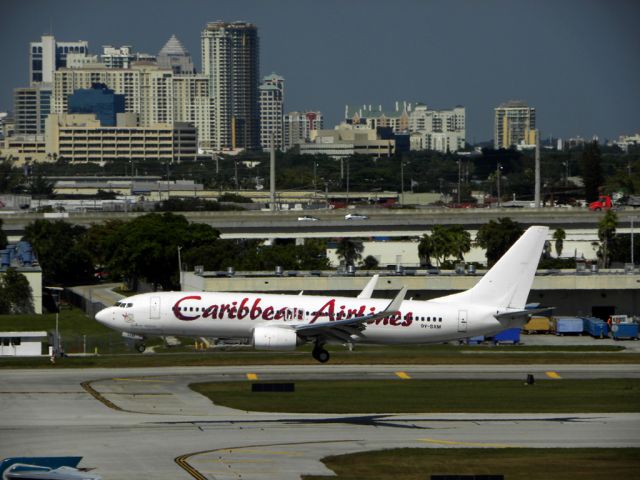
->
[13,84,52,135]
[201,21,260,151]
[283,111,323,150]
[494,101,536,149]
[30,35,89,85]
[158,35,195,74]
[259,73,284,151]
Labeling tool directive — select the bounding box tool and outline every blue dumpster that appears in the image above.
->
[611,323,639,340]
[582,317,608,339]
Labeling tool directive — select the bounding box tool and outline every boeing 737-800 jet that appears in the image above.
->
[95,226,548,362]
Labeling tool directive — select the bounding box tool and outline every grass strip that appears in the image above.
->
[190,379,640,413]
[303,448,640,480]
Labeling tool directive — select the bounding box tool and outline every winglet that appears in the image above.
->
[385,286,407,314]
[357,274,379,299]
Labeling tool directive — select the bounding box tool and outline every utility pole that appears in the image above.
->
[535,129,541,208]
[400,159,404,205]
[269,132,276,211]
[346,158,350,207]
[457,159,461,205]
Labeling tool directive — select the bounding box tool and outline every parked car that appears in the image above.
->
[297,215,319,221]
[344,213,369,220]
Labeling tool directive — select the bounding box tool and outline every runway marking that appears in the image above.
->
[246,373,259,380]
[395,371,411,379]
[175,440,357,480]
[546,371,562,379]
[418,438,516,448]
[112,377,174,383]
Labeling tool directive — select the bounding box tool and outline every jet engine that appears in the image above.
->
[252,325,299,350]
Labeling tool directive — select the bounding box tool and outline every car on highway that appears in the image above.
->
[344,213,369,220]
[297,215,319,221]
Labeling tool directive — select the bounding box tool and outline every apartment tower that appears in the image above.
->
[494,101,536,149]
[201,21,260,151]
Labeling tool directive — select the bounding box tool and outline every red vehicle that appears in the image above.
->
[588,195,612,211]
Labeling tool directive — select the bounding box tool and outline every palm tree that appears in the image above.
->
[336,238,363,267]
[553,228,566,258]
[598,210,618,268]
[418,233,433,267]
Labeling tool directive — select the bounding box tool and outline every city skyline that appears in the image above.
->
[2,0,638,143]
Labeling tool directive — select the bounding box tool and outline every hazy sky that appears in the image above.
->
[2,0,638,142]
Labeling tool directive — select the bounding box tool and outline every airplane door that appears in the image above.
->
[150,296,161,319]
[457,310,468,332]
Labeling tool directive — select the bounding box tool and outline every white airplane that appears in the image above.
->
[95,226,548,363]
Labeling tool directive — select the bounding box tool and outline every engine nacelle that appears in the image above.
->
[252,325,299,351]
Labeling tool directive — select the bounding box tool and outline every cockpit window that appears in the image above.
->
[114,301,122,307]
[126,303,133,308]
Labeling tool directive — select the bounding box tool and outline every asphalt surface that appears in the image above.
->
[1,364,639,479]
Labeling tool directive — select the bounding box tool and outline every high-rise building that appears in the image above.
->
[67,83,125,127]
[172,74,212,149]
[201,21,260,151]
[100,45,156,68]
[157,35,195,74]
[345,102,410,133]
[494,101,536,149]
[409,104,466,153]
[30,35,89,85]
[52,64,174,126]
[13,84,52,135]
[259,73,284,151]
[283,111,323,150]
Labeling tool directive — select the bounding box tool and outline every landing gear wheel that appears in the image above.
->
[135,343,146,353]
[313,348,330,363]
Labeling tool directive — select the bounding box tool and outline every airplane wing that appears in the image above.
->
[294,286,407,341]
[357,274,379,299]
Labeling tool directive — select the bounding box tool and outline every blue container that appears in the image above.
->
[582,317,608,339]
[467,335,485,345]
[611,323,639,340]
[16,241,33,265]
[492,328,520,344]
[554,317,584,335]
[0,250,9,267]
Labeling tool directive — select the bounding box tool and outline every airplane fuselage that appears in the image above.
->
[98,291,505,344]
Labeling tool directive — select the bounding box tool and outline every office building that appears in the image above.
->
[494,101,536,149]
[13,84,52,135]
[157,35,195,74]
[283,111,323,150]
[30,35,89,85]
[259,73,284,150]
[45,113,197,163]
[408,104,466,153]
[68,83,125,127]
[201,21,260,151]
[299,124,394,159]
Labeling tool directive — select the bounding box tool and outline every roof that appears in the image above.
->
[0,331,48,338]
[158,35,190,56]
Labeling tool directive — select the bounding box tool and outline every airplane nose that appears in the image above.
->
[95,307,112,326]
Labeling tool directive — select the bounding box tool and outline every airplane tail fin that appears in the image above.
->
[438,226,549,309]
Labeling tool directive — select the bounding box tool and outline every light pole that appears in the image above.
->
[177,246,183,291]
[45,286,63,356]
[400,160,404,205]
[496,162,502,207]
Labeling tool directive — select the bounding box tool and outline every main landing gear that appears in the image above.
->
[135,342,146,353]
[312,343,330,363]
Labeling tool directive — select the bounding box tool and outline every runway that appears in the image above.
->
[1,365,639,479]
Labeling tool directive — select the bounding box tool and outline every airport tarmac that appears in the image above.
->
[1,365,639,479]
